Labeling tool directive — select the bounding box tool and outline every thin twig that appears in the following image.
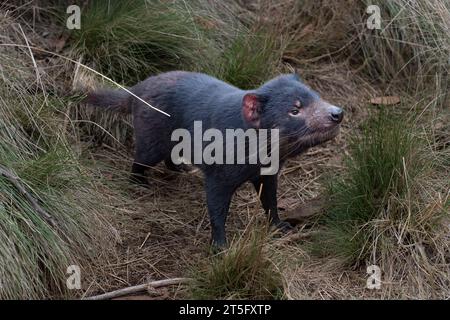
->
[0,43,170,117]
[0,165,57,227]
[83,277,192,300]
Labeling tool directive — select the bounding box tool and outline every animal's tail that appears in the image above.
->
[84,88,131,113]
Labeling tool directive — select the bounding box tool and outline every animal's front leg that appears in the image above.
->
[205,178,234,248]
[251,174,293,232]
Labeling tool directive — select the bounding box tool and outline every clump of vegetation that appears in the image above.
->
[263,0,449,96]
[68,0,284,87]
[0,14,117,299]
[312,107,449,296]
[216,30,283,89]
[68,0,202,85]
[189,225,284,299]
[354,0,450,94]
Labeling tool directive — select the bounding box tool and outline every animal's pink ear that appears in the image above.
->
[242,93,261,128]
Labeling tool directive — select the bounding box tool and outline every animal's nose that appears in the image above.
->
[329,106,344,123]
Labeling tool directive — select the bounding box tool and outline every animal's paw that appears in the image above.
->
[273,220,294,234]
[210,240,227,254]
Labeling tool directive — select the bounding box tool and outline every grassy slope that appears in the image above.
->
[0,11,119,299]
[0,0,448,299]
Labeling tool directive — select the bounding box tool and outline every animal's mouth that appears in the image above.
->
[300,124,340,147]
[279,124,340,159]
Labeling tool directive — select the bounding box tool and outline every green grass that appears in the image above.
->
[0,94,111,298]
[189,225,284,300]
[312,107,449,268]
[0,90,117,299]
[0,16,117,299]
[215,30,282,89]
[67,0,284,88]
[69,0,202,85]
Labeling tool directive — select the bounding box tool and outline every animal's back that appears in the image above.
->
[131,71,244,132]
[167,72,242,123]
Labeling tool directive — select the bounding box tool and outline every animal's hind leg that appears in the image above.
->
[130,144,165,186]
[130,162,150,186]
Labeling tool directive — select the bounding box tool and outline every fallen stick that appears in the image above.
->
[0,165,57,228]
[83,278,192,300]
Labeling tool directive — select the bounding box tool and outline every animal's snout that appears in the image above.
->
[329,106,344,124]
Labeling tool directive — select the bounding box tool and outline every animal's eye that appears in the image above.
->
[289,108,300,116]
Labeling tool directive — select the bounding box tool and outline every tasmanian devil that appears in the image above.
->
[85,71,344,247]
